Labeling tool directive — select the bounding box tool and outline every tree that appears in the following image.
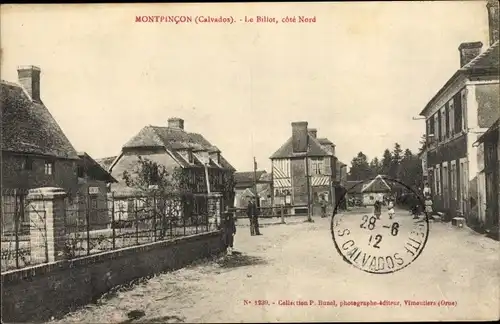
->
[369,157,381,177]
[418,134,426,155]
[399,149,414,186]
[348,152,371,181]
[389,143,403,179]
[381,149,392,176]
[122,156,186,239]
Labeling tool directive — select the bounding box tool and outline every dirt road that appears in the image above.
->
[53,209,500,323]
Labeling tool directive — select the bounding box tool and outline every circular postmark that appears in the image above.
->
[331,177,429,274]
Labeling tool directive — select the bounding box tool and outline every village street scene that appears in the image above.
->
[1,2,499,323]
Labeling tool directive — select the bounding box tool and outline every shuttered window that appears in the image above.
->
[449,99,455,136]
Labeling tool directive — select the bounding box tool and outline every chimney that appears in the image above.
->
[17,65,41,102]
[487,0,499,45]
[291,121,309,153]
[308,128,317,139]
[330,144,336,157]
[458,42,483,67]
[168,117,184,130]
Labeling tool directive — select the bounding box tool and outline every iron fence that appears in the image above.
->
[1,190,222,272]
[232,205,323,219]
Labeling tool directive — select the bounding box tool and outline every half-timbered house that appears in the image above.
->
[270,122,338,214]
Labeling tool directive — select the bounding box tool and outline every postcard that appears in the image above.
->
[1,1,499,323]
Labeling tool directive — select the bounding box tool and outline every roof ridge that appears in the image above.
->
[308,134,332,156]
[148,125,171,149]
[270,136,293,159]
[150,124,202,136]
[462,40,499,70]
[1,80,21,87]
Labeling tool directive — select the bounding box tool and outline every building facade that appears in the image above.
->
[474,118,499,236]
[361,175,392,206]
[419,1,500,224]
[270,121,338,214]
[1,66,80,195]
[104,118,236,219]
[233,170,272,208]
[1,66,115,232]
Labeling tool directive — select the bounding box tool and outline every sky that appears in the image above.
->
[0,2,491,172]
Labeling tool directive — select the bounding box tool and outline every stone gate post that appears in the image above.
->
[27,187,68,264]
[207,192,222,229]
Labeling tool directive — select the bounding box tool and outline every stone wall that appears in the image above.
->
[1,231,223,323]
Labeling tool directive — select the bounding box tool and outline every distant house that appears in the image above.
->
[270,122,338,215]
[473,118,499,236]
[1,66,80,195]
[105,117,236,219]
[233,170,272,208]
[96,156,117,172]
[418,1,499,224]
[345,180,364,200]
[361,175,392,206]
[68,152,118,229]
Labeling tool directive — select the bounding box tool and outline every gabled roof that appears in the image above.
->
[270,134,332,159]
[234,170,270,187]
[317,138,333,145]
[1,81,79,159]
[121,125,235,171]
[474,118,499,145]
[462,41,499,70]
[77,152,117,183]
[346,180,364,194]
[419,41,499,116]
[361,175,392,193]
[95,156,117,171]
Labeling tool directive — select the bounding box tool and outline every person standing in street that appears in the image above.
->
[246,197,255,236]
[387,199,395,220]
[247,196,261,236]
[221,206,237,255]
[423,182,433,219]
[320,195,328,218]
[374,200,382,220]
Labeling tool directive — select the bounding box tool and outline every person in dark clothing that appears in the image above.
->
[320,195,328,218]
[221,206,236,255]
[246,196,261,236]
[247,197,255,236]
[374,200,382,220]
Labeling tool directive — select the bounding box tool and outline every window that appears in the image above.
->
[427,116,434,136]
[44,161,54,175]
[77,166,85,178]
[436,164,441,195]
[461,89,467,131]
[451,161,457,201]
[310,158,323,175]
[434,113,440,142]
[442,163,449,208]
[21,156,33,170]
[449,99,455,136]
[445,104,450,138]
[440,107,446,141]
[188,150,194,163]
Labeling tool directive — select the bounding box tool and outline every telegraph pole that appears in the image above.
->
[305,149,313,222]
[253,157,258,203]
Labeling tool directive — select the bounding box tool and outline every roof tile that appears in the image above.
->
[1,81,79,159]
